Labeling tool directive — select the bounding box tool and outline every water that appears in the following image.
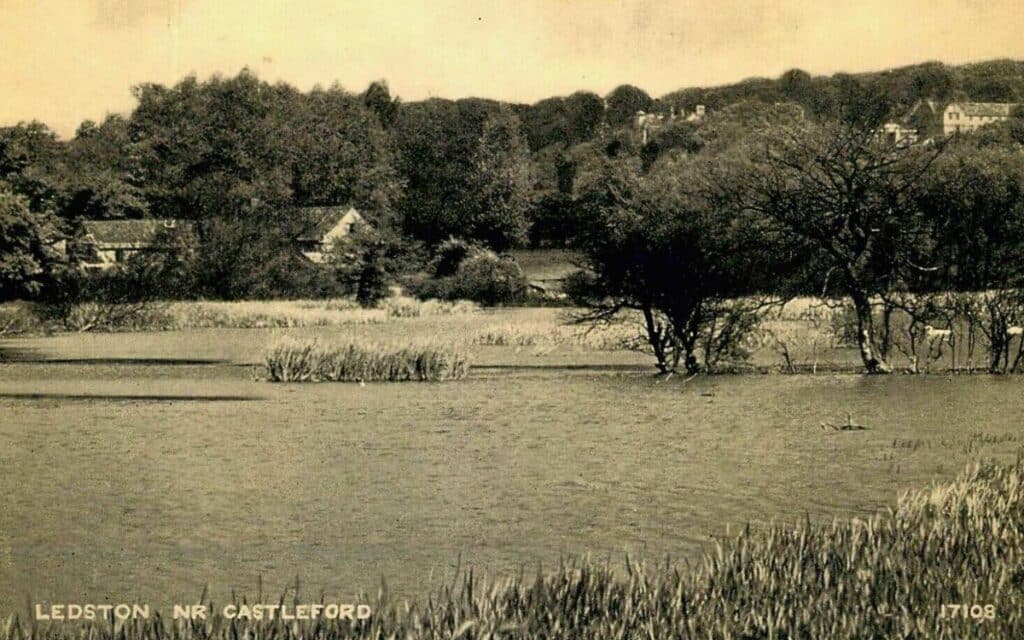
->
[1,330,1022,611]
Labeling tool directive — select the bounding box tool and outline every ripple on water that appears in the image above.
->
[1,348,1023,606]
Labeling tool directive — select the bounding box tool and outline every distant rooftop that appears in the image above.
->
[296,205,362,242]
[79,219,194,247]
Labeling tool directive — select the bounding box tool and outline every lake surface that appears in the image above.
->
[1,328,1022,611]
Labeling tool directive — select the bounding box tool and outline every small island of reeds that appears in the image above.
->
[261,337,470,382]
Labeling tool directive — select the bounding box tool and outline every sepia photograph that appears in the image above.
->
[3,0,1024,636]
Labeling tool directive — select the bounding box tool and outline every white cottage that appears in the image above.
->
[296,206,365,263]
[943,102,1019,135]
[74,219,195,270]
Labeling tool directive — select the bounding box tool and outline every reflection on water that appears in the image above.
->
[1,332,1023,610]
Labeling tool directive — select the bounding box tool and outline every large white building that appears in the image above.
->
[943,102,1019,135]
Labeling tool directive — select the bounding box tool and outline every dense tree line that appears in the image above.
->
[2,64,1024,370]
[660,59,1024,124]
[569,95,1024,374]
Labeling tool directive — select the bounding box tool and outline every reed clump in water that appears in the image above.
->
[262,337,470,382]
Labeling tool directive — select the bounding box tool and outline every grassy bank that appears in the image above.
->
[262,337,470,382]
[0,297,479,334]
[5,460,1024,638]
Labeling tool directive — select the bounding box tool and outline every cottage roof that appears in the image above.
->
[901,99,940,124]
[909,99,939,114]
[947,102,1019,118]
[296,206,363,242]
[79,219,194,248]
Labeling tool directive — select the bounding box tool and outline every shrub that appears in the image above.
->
[430,237,474,277]
[449,253,527,305]
[56,301,176,332]
[261,337,470,382]
[409,251,527,306]
[37,266,174,332]
[325,226,416,308]
[402,273,445,301]
[0,302,44,335]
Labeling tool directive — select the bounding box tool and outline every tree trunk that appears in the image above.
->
[642,305,671,374]
[682,331,701,375]
[879,300,895,361]
[684,352,700,375]
[850,291,891,374]
[679,310,703,375]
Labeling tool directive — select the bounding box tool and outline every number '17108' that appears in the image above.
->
[940,604,996,621]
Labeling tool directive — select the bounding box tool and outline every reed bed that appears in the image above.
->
[470,320,639,351]
[0,297,482,334]
[5,460,1024,638]
[261,337,470,382]
[170,300,388,328]
[379,296,479,319]
[176,298,476,328]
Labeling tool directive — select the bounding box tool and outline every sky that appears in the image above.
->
[2,0,1024,137]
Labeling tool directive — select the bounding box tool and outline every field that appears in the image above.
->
[3,300,1024,622]
[511,248,580,283]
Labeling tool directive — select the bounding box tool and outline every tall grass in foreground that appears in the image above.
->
[262,338,470,382]
[6,461,1024,638]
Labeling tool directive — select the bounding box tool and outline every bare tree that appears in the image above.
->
[732,119,944,373]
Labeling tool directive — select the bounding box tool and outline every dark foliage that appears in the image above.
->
[430,237,475,278]
[325,224,417,307]
[394,102,531,250]
[604,85,654,128]
[0,183,62,301]
[571,154,792,374]
[408,248,526,306]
